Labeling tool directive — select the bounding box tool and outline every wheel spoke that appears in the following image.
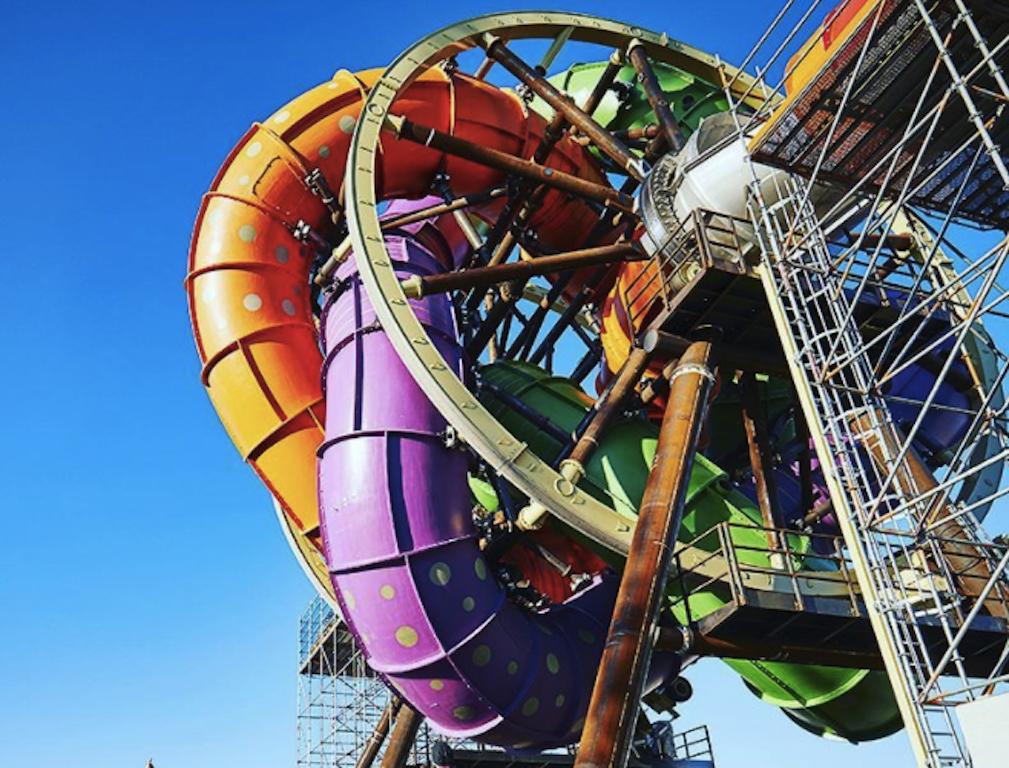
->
[626,39,688,152]
[401,243,642,298]
[479,33,646,181]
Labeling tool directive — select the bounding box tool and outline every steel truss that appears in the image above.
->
[297,598,490,768]
[719,1,1009,765]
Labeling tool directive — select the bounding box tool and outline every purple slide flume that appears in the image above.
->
[317,205,624,748]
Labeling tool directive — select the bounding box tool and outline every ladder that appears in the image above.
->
[748,177,979,767]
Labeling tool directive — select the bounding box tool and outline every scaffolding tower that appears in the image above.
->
[715,1,1009,765]
[297,597,456,768]
[296,597,715,768]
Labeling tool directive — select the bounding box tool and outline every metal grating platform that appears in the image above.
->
[749,0,1009,229]
[671,522,1009,677]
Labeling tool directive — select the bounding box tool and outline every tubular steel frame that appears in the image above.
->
[719,1,1009,765]
[320,7,1009,768]
[297,598,488,768]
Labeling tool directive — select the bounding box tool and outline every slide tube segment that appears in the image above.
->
[186,67,609,596]
[318,229,619,749]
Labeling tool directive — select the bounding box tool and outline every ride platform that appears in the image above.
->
[748,0,1009,229]
[671,522,1009,678]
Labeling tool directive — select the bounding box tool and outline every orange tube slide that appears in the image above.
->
[186,68,608,588]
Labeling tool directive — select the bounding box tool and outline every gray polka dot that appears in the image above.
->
[273,109,291,124]
[462,596,475,612]
[339,115,357,134]
[430,563,451,587]
[318,145,331,159]
[245,141,262,158]
[546,654,560,674]
[472,645,492,667]
[238,224,256,243]
[282,299,296,317]
[243,293,263,312]
[274,245,290,264]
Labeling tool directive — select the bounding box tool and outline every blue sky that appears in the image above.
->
[0,1,993,767]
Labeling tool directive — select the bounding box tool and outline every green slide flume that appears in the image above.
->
[477,361,902,743]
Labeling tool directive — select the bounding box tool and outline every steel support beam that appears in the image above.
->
[355,697,402,768]
[574,334,718,768]
[403,243,642,298]
[380,704,423,768]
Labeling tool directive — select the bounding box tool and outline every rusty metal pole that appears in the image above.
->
[355,697,402,768]
[479,34,644,180]
[384,115,635,213]
[519,346,651,530]
[738,372,782,555]
[854,412,1009,619]
[574,333,719,768]
[626,40,687,153]
[402,243,642,298]
[379,704,423,768]
[566,347,651,470]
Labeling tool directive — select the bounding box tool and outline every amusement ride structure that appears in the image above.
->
[187,2,1009,766]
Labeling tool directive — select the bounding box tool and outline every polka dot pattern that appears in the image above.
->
[243,293,263,312]
[430,562,451,586]
[238,224,256,243]
[395,626,419,648]
[472,645,492,667]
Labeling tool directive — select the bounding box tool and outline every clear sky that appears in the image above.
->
[0,1,998,767]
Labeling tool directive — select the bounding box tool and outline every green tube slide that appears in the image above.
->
[475,360,902,743]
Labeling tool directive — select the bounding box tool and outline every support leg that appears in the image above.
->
[380,704,423,768]
[574,335,719,768]
[355,697,402,768]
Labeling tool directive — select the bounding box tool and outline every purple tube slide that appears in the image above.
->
[317,209,623,748]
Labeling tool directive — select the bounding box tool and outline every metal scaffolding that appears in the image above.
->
[715,1,1009,765]
[296,597,715,768]
[297,598,454,768]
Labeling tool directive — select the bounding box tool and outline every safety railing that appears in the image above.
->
[623,208,752,331]
[670,520,1009,638]
[669,521,860,626]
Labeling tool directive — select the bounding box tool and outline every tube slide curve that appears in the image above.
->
[186,67,607,594]
[318,227,619,748]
